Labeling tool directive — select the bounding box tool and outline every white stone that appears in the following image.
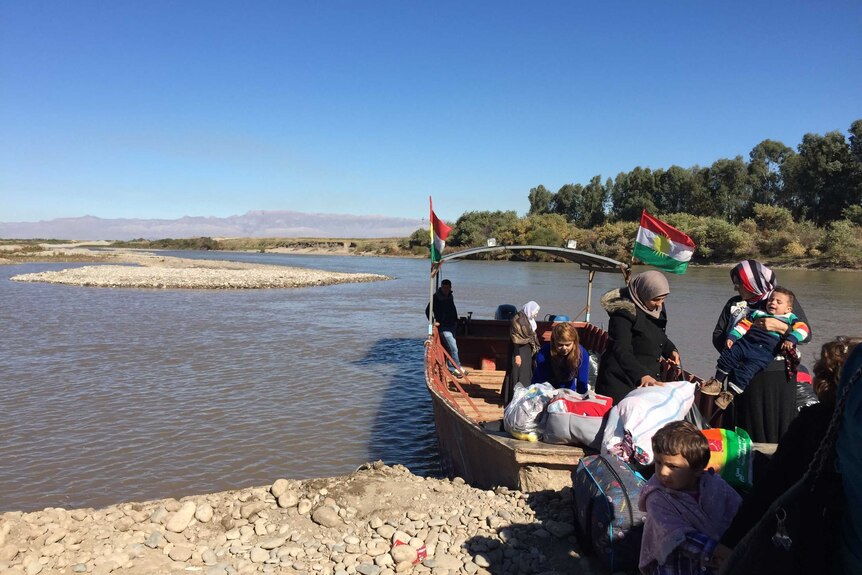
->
[312,507,342,528]
[390,544,416,564]
[195,503,214,523]
[277,492,299,509]
[202,549,218,565]
[169,545,193,562]
[0,544,19,561]
[250,547,269,563]
[165,502,196,533]
[271,479,290,499]
[260,537,286,550]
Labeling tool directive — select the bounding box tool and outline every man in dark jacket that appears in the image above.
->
[425,279,466,377]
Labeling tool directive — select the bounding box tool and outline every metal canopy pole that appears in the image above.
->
[585,270,595,323]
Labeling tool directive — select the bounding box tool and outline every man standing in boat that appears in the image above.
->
[426,279,466,378]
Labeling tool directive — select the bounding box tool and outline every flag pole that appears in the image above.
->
[428,196,435,339]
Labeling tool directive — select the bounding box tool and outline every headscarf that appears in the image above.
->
[627,271,670,319]
[731,259,776,304]
[522,301,540,331]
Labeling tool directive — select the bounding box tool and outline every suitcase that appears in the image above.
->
[543,389,613,448]
[573,453,646,573]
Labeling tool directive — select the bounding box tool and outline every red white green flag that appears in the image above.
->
[633,210,696,274]
[429,197,452,263]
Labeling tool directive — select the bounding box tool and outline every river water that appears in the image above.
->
[1,252,859,512]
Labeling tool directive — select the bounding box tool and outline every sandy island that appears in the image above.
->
[5,245,388,289]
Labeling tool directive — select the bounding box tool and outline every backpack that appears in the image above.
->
[573,453,646,573]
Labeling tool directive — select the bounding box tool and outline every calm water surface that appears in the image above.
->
[1,252,859,512]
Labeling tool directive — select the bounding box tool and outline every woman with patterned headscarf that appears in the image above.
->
[595,270,682,404]
[711,259,813,442]
[507,301,541,394]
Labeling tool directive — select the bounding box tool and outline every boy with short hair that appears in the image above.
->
[701,286,809,409]
[638,421,741,575]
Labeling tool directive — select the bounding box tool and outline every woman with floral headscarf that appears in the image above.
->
[595,270,681,404]
[711,259,813,442]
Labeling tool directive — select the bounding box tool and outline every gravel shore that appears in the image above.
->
[8,248,388,289]
[0,463,595,575]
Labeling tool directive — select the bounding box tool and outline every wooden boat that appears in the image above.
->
[423,245,772,492]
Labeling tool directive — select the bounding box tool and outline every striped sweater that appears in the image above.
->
[729,309,810,345]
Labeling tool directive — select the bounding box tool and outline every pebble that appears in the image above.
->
[0,544,19,561]
[0,463,584,575]
[250,547,269,563]
[390,544,416,564]
[165,502,197,533]
[297,500,313,515]
[196,503,214,523]
[271,479,290,499]
[312,506,342,528]
[277,492,299,509]
[169,545,193,561]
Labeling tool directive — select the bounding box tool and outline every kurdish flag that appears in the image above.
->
[429,197,452,263]
[633,210,696,274]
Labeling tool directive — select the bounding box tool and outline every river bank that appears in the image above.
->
[3,246,388,289]
[0,462,590,575]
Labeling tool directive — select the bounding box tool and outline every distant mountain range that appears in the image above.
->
[0,211,426,240]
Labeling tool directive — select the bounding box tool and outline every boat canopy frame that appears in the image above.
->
[434,245,631,323]
[440,244,629,274]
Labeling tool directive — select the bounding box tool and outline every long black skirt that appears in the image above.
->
[731,359,799,443]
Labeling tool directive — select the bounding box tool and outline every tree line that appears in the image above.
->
[526,119,862,227]
[404,119,862,268]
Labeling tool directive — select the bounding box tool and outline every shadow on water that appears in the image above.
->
[352,337,444,478]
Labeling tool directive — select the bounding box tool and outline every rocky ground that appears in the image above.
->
[4,247,388,289]
[0,463,601,575]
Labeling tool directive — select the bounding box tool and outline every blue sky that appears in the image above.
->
[1,1,860,224]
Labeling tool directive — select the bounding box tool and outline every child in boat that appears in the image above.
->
[638,421,741,575]
[701,286,809,409]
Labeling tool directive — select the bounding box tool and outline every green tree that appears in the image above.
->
[785,131,855,225]
[611,167,658,221]
[448,210,520,247]
[522,213,570,248]
[581,175,608,228]
[748,140,794,213]
[552,184,580,220]
[401,228,430,250]
[847,119,862,212]
[849,119,862,163]
[527,185,554,215]
[657,166,701,214]
[552,182,605,227]
[705,157,750,222]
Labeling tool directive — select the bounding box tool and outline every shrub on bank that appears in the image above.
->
[823,220,862,266]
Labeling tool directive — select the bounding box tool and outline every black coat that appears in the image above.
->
[425,288,458,327]
[595,288,677,404]
[721,401,833,546]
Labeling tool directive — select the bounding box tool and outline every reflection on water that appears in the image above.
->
[1,253,859,512]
